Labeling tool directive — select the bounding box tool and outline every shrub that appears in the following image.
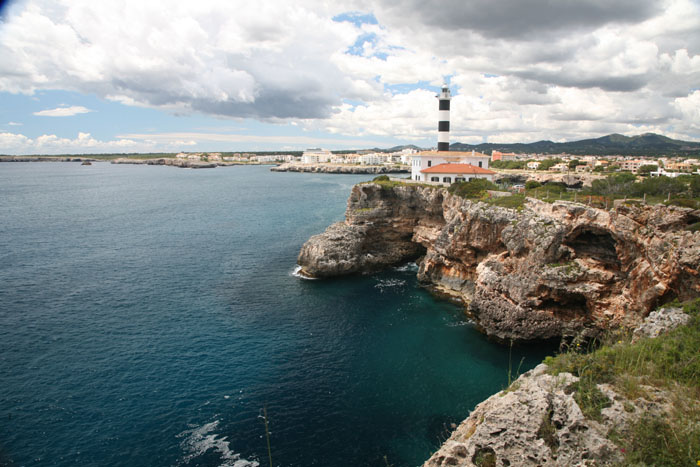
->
[637,164,658,176]
[373,175,390,182]
[488,194,525,210]
[525,180,541,190]
[542,182,567,193]
[537,158,562,171]
[448,179,499,199]
[665,198,700,209]
[545,298,700,466]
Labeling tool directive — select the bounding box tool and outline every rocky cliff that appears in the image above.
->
[298,182,700,341]
[422,306,693,467]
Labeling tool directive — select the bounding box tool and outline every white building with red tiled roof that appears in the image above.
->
[410,150,490,182]
[421,163,496,184]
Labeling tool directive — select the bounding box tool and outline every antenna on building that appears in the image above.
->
[437,84,451,152]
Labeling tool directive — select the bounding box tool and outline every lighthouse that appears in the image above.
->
[410,83,493,183]
[437,85,451,151]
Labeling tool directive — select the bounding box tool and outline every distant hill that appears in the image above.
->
[378,144,423,153]
[450,133,700,157]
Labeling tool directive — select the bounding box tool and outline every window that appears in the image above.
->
[428,160,432,167]
[478,161,482,168]
[431,177,439,182]
[455,177,465,182]
[443,177,451,183]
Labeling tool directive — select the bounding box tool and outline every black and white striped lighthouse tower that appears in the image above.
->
[437,84,451,151]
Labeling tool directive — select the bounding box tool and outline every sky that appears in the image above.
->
[0,0,699,154]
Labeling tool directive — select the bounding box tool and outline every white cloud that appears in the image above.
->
[0,131,145,154]
[0,0,357,119]
[7,121,22,126]
[1,0,699,145]
[118,131,391,148]
[33,105,92,117]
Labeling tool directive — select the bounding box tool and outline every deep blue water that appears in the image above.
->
[0,163,553,467]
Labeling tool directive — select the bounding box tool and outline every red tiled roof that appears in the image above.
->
[421,163,496,175]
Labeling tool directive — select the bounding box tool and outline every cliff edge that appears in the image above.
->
[423,304,697,466]
[298,182,700,341]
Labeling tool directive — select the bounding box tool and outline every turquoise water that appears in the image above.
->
[0,163,553,466]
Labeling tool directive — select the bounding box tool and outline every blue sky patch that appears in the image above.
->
[332,12,378,26]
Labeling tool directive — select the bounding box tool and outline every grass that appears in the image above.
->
[483,193,526,210]
[544,298,700,465]
[362,177,436,190]
[536,409,559,452]
[522,185,700,211]
[472,447,497,467]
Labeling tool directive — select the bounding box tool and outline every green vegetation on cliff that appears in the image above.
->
[448,179,526,210]
[447,179,499,198]
[545,299,700,466]
[523,174,700,211]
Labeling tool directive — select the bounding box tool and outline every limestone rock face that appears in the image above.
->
[423,364,633,467]
[298,184,443,276]
[632,306,690,340]
[423,307,688,467]
[297,183,700,341]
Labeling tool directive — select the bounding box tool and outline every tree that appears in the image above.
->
[637,164,658,176]
[538,158,562,171]
[690,175,700,197]
[525,180,541,189]
[589,172,637,195]
[568,159,581,169]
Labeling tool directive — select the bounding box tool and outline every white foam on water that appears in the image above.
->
[393,262,419,272]
[374,278,406,292]
[177,420,259,467]
[447,320,473,327]
[291,265,317,280]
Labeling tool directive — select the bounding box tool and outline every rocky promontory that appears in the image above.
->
[0,156,97,162]
[298,182,700,341]
[271,162,409,174]
[110,158,225,168]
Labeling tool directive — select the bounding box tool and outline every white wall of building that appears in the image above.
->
[410,152,490,181]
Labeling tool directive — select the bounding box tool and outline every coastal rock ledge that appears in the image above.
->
[297,182,700,341]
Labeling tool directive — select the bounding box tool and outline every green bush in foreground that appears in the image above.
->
[448,179,499,199]
[485,194,526,210]
[544,298,700,466]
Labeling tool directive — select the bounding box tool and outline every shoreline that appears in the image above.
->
[0,156,276,169]
[271,162,409,174]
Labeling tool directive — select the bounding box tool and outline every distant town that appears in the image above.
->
[167,146,700,179]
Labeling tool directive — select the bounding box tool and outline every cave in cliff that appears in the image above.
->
[563,227,621,271]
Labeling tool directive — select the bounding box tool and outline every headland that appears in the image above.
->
[297,178,700,465]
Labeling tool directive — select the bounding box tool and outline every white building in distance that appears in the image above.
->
[301,148,331,164]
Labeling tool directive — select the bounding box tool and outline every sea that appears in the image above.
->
[0,163,554,467]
